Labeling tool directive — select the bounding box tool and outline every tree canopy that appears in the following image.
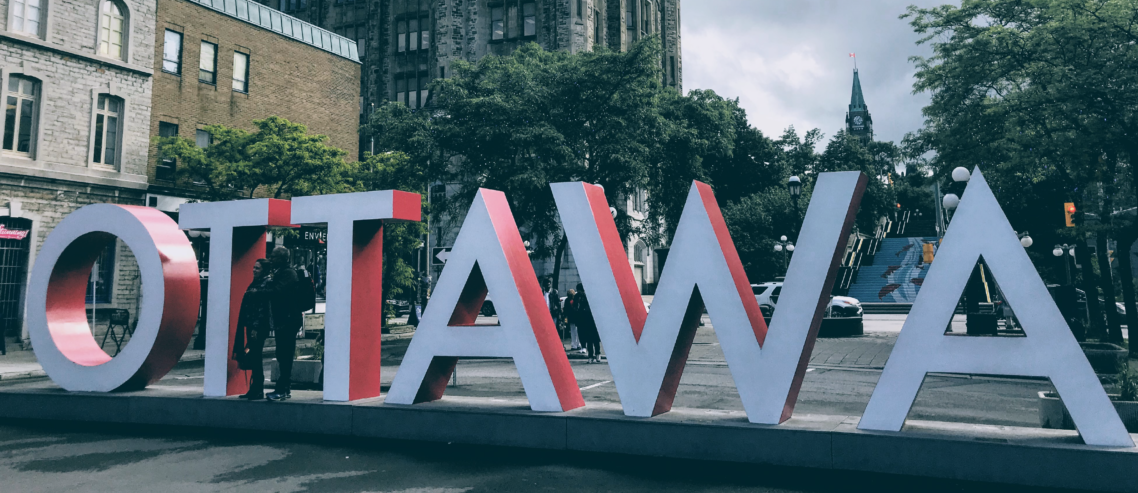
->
[156,116,353,201]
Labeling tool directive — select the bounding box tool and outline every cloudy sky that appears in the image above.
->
[681,0,949,145]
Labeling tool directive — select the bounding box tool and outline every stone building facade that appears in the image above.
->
[253,0,679,156]
[0,0,156,345]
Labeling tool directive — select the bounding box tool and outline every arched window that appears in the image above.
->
[98,1,127,60]
[10,0,44,37]
[3,76,40,156]
[92,94,123,168]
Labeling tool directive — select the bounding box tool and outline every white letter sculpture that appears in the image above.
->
[180,199,293,397]
[552,173,866,422]
[291,191,421,402]
[386,189,584,412]
[858,168,1134,448]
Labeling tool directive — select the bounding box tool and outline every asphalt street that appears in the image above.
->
[0,422,1087,493]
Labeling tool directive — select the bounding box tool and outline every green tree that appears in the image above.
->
[366,38,665,289]
[903,0,1138,343]
[156,116,352,200]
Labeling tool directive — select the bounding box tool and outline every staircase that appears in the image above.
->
[846,236,937,303]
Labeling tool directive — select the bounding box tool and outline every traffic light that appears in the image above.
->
[1065,202,1076,227]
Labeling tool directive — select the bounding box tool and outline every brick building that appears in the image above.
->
[0,0,157,346]
[147,0,361,203]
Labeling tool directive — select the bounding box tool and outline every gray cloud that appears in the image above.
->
[681,0,948,145]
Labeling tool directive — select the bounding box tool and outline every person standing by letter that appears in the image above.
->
[266,247,302,402]
[575,284,601,363]
[234,259,271,400]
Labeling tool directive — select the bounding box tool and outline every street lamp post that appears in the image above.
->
[788,176,802,236]
[774,235,794,275]
[1053,244,1076,285]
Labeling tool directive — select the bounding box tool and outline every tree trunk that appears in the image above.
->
[1078,236,1106,340]
[551,232,568,293]
[1097,233,1123,343]
[1115,232,1138,356]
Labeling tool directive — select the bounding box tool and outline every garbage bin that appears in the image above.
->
[966,312,998,335]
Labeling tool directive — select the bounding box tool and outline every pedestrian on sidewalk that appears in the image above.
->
[575,284,601,363]
[234,259,271,400]
[543,279,561,338]
[265,247,303,402]
[564,288,581,351]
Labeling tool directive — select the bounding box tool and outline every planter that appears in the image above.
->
[270,357,323,385]
[819,317,864,337]
[1038,392,1138,432]
[1079,342,1128,374]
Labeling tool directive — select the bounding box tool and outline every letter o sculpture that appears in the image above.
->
[26,204,199,391]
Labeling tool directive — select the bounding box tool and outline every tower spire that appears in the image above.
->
[850,69,866,112]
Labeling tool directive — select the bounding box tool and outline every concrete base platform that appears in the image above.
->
[0,386,1134,492]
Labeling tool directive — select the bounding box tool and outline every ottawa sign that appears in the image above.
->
[22,170,1134,448]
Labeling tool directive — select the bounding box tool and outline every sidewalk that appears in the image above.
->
[0,325,416,382]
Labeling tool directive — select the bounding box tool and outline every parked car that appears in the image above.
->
[751,282,864,336]
[386,299,411,317]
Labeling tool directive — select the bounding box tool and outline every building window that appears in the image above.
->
[3,76,38,156]
[626,0,633,29]
[421,18,430,50]
[338,24,367,58]
[232,52,249,92]
[91,94,122,168]
[282,0,306,12]
[395,77,406,105]
[669,56,676,86]
[576,0,582,19]
[594,8,601,45]
[199,41,217,84]
[395,73,429,109]
[162,30,183,74]
[409,18,419,51]
[397,20,406,52]
[85,242,115,305]
[98,1,127,60]
[641,0,649,35]
[491,6,504,40]
[195,129,211,148]
[633,188,647,212]
[10,0,43,37]
[522,2,535,37]
[157,122,178,182]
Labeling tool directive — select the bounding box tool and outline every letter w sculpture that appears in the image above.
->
[552,172,866,423]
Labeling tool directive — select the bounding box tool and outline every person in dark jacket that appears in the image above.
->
[265,246,303,402]
[234,259,271,400]
[575,284,601,363]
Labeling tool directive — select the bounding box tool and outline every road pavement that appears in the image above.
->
[0,421,1089,493]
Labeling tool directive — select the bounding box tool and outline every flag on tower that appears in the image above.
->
[849,53,855,57]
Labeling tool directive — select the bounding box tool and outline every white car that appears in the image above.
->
[751,282,863,335]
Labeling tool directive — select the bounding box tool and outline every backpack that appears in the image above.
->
[295,268,316,313]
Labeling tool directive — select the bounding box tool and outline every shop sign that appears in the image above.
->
[301,227,327,243]
[0,224,30,240]
[20,172,1134,449]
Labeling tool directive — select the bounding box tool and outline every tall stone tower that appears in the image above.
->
[845,68,873,141]
[260,0,682,156]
